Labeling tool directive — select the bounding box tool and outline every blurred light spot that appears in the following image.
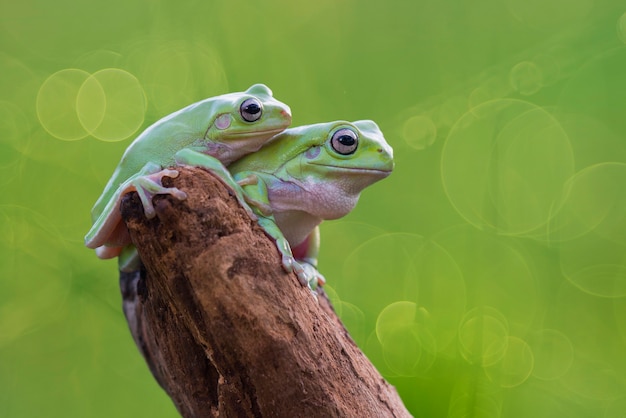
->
[376,301,436,376]
[76,68,146,142]
[75,73,106,138]
[618,13,626,44]
[364,331,398,378]
[36,69,91,141]
[458,306,509,367]
[562,357,625,401]
[442,99,574,236]
[402,115,437,150]
[485,337,534,388]
[547,163,626,244]
[528,329,574,380]
[560,237,626,298]
[551,163,626,297]
[553,281,625,399]
[509,61,543,96]
[381,324,436,377]
[340,232,425,319]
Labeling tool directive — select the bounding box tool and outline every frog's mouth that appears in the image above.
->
[230,127,286,138]
[309,163,393,175]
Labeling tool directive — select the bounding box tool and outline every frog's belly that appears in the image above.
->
[274,210,321,247]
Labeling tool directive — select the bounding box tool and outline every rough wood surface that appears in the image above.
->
[118,166,412,418]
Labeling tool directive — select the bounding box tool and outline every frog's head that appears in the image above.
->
[294,120,394,190]
[205,83,292,153]
[264,119,394,220]
[228,119,393,222]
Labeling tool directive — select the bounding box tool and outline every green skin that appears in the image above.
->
[84,84,291,270]
[180,120,394,288]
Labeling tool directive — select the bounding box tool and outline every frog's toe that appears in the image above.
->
[137,194,157,218]
[161,168,179,179]
[314,271,326,288]
[293,262,312,287]
[282,255,308,285]
[166,187,187,201]
[298,262,324,290]
[247,198,273,217]
[144,207,157,219]
[132,171,189,218]
[281,254,295,273]
[313,268,326,287]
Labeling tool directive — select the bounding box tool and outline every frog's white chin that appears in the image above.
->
[269,180,360,224]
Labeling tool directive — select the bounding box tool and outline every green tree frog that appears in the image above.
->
[178,120,394,288]
[84,84,292,267]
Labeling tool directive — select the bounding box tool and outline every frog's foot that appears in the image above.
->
[298,261,326,290]
[279,254,322,297]
[132,169,187,219]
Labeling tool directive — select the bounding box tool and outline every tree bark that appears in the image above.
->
[118,166,412,418]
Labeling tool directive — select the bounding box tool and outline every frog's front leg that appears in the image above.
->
[174,148,259,220]
[130,162,187,219]
[236,173,273,217]
[236,174,316,290]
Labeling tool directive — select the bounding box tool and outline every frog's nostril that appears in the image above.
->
[377,148,383,153]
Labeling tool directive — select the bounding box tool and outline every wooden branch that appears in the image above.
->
[118,166,412,418]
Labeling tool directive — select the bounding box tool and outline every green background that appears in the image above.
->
[2,0,626,417]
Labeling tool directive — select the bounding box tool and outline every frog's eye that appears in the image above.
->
[240,98,263,122]
[330,128,358,155]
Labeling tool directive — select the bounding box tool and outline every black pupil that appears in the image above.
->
[244,103,261,114]
[338,135,355,146]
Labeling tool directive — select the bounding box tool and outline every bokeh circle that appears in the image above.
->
[442,99,574,236]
